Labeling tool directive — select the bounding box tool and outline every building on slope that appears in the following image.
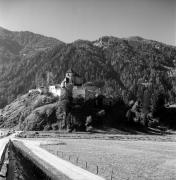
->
[61,68,83,88]
[48,84,61,97]
[29,68,103,100]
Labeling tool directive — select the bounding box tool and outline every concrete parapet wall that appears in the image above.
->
[11,141,71,180]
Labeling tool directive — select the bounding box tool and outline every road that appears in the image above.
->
[0,137,9,159]
[0,132,17,158]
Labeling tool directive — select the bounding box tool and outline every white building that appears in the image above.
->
[49,84,61,97]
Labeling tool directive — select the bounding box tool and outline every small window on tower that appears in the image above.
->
[66,77,69,83]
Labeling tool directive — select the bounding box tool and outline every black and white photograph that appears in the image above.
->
[0,0,176,179]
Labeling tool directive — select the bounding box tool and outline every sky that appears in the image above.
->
[175,2,176,45]
[0,0,176,45]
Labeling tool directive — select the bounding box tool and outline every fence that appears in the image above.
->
[44,146,123,180]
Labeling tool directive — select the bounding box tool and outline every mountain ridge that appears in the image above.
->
[0,27,176,108]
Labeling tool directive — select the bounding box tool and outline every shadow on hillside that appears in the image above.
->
[88,125,171,135]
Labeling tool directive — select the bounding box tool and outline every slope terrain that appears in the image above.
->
[0,27,176,109]
[0,27,63,107]
[0,27,176,130]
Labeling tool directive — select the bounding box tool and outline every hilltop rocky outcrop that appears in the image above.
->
[0,92,54,129]
[0,83,176,131]
[0,91,69,130]
[0,90,86,130]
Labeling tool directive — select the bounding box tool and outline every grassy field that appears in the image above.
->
[40,134,176,180]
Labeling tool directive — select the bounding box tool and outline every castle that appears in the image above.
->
[29,68,102,100]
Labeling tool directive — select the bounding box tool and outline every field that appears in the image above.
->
[40,134,176,180]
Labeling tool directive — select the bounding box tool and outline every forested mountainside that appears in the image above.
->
[0,27,176,108]
[0,27,63,107]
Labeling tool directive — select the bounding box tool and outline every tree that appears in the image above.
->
[152,92,166,120]
[142,89,151,126]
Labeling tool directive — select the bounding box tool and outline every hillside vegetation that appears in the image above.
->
[0,27,176,109]
[0,27,176,130]
[0,27,63,107]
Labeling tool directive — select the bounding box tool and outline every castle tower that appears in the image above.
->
[65,68,75,84]
[61,68,83,88]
